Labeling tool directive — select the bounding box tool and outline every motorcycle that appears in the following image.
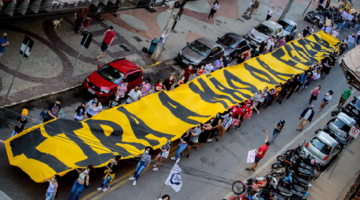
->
[303,11,323,24]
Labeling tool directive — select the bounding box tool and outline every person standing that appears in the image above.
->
[153,140,171,171]
[44,99,61,123]
[158,194,170,200]
[331,29,339,38]
[154,79,165,92]
[286,75,300,100]
[269,120,285,144]
[127,85,142,104]
[69,165,93,200]
[172,4,184,31]
[45,175,59,200]
[109,94,121,108]
[223,55,232,67]
[74,103,86,121]
[117,80,128,100]
[266,37,275,53]
[310,26,316,35]
[303,27,310,38]
[86,98,102,118]
[180,65,195,83]
[308,85,321,105]
[97,155,121,192]
[141,78,152,97]
[266,7,274,20]
[10,108,28,137]
[208,0,220,20]
[95,26,115,60]
[74,8,89,33]
[0,32,9,58]
[205,62,214,74]
[163,75,175,91]
[194,121,213,150]
[337,87,352,109]
[277,37,286,48]
[77,17,91,34]
[129,147,153,185]
[297,105,315,131]
[213,57,224,71]
[250,0,260,18]
[318,90,333,111]
[244,0,255,14]
[246,130,269,172]
[171,132,188,162]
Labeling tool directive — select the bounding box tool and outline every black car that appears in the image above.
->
[216,33,250,61]
[332,96,360,125]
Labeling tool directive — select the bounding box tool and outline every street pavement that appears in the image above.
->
[1,0,360,199]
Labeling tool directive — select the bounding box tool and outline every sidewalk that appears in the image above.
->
[308,136,360,200]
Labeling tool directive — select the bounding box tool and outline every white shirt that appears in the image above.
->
[311,28,315,34]
[87,100,102,116]
[303,109,313,120]
[331,30,339,38]
[253,92,261,106]
[127,89,142,103]
[325,25,332,33]
[267,40,274,50]
[268,9,273,16]
[212,3,220,10]
[324,93,332,101]
[221,113,234,129]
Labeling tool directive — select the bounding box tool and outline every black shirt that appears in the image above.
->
[275,123,284,132]
[109,95,121,108]
[259,42,266,54]
[14,117,27,133]
[303,29,309,37]
[223,56,231,67]
[107,162,118,174]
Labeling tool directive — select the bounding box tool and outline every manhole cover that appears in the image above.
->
[133,36,143,42]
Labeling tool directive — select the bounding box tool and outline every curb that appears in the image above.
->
[0,190,12,200]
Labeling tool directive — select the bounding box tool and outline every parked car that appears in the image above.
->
[176,37,224,68]
[303,131,341,169]
[246,20,284,48]
[277,19,298,40]
[332,96,360,125]
[318,112,356,147]
[216,33,250,61]
[82,58,143,102]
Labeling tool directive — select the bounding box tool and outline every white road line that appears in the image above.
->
[223,104,337,199]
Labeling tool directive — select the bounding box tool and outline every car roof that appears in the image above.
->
[196,37,220,48]
[337,112,356,125]
[316,131,338,146]
[224,33,245,41]
[260,20,283,29]
[108,58,139,73]
[279,18,297,26]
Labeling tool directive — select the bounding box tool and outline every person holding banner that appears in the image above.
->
[153,140,172,171]
[171,132,189,162]
[129,147,153,186]
[246,130,269,172]
[69,165,94,200]
[97,155,121,192]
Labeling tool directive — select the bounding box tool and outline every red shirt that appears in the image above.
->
[241,105,250,118]
[257,144,269,158]
[103,30,115,44]
[231,105,241,118]
[155,83,163,91]
[184,67,194,80]
[243,51,250,61]
[163,78,174,91]
[83,18,91,28]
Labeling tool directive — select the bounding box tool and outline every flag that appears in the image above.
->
[165,163,182,192]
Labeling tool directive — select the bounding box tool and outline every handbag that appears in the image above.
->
[40,108,47,119]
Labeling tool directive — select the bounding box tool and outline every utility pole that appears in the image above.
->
[151,0,183,61]
[278,0,295,21]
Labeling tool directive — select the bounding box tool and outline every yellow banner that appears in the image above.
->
[5,32,338,183]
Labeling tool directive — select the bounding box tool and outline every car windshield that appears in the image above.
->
[218,35,237,48]
[354,98,360,108]
[254,24,275,36]
[189,41,211,56]
[278,20,292,32]
[97,64,125,84]
[332,118,351,133]
[310,138,331,155]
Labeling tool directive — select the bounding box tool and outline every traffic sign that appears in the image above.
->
[20,35,34,58]
[350,126,359,139]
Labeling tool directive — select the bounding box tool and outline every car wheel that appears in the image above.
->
[331,110,339,116]
[315,129,321,134]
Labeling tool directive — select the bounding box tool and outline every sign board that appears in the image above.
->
[325,19,331,27]
[247,150,256,163]
[20,35,34,58]
[347,14,354,21]
[80,32,92,49]
[342,11,349,19]
[350,126,359,138]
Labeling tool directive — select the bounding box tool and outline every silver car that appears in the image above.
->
[277,19,298,40]
[303,131,341,168]
[323,112,356,145]
[246,20,284,47]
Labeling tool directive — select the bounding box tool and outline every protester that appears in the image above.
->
[308,85,321,105]
[129,147,153,185]
[223,55,232,67]
[190,124,202,148]
[86,98,102,118]
[197,65,205,75]
[303,27,310,37]
[97,155,121,192]
[180,65,195,83]
[74,103,86,121]
[44,99,61,123]
[262,88,276,108]
[69,165,93,200]
[158,194,170,200]
[205,62,214,74]
[297,105,315,131]
[171,133,188,162]
[252,46,260,57]
[154,79,165,92]
[180,128,191,158]
[163,75,175,91]
[216,111,234,141]
[10,108,28,137]
[95,26,115,60]
[228,103,242,129]
[318,90,333,111]
[337,86,352,109]
[246,130,269,172]
[244,0,255,14]
[209,113,222,142]
[277,37,286,48]
[117,80,128,100]
[45,175,59,200]
[127,85,142,104]
[311,26,316,34]
[266,37,275,53]
[213,57,224,71]
[250,0,260,18]
[141,78,152,97]
[77,17,91,34]
[266,7,274,20]
[269,120,285,144]
[208,0,220,20]
[0,32,9,58]
[175,76,185,88]
[74,8,88,33]
[153,139,172,171]
[194,121,213,150]
[286,76,300,100]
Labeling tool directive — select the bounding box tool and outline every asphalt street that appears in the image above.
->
[0,10,358,200]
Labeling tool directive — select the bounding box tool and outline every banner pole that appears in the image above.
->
[156,183,166,199]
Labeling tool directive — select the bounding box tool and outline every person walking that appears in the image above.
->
[245,130,269,172]
[10,108,28,137]
[250,0,260,18]
[69,165,93,200]
[74,103,86,121]
[129,147,153,185]
[266,7,274,20]
[208,0,220,20]
[74,8,89,33]
[308,85,321,105]
[86,98,102,118]
[95,26,115,60]
[244,0,255,14]
[171,132,188,162]
[97,155,121,192]
[77,17,91,34]
[337,86,352,109]
[318,90,333,111]
[297,105,315,131]
[44,99,61,123]
[269,120,285,144]
[45,175,59,200]
[126,85,142,104]
[172,5,184,31]
[0,32,9,58]
[153,139,172,171]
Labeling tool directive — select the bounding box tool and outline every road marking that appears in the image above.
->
[81,144,178,200]
[223,104,337,199]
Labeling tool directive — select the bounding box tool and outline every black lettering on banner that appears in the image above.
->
[272,47,310,71]
[209,77,247,102]
[244,63,284,85]
[158,91,210,124]
[10,127,70,173]
[296,39,321,57]
[311,34,334,50]
[282,42,314,66]
[117,107,177,146]
[222,70,258,96]
[255,57,294,82]
[288,41,319,64]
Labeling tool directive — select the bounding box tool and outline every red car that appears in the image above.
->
[82,58,143,102]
